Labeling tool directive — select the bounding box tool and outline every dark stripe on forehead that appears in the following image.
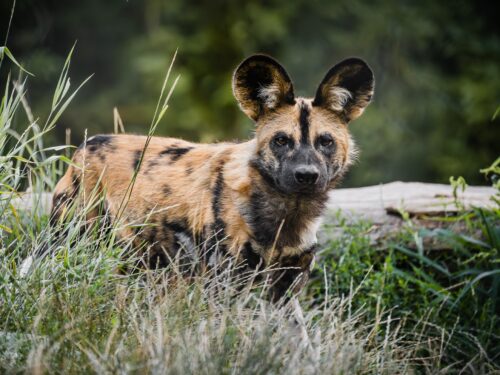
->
[299,102,311,145]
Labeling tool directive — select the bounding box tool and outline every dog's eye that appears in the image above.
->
[274,136,289,147]
[319,135,334,147]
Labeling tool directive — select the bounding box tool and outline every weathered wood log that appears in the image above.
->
[324,181,497,249]
[4,191,52,216]
[5,181,497,249]
[327,181,496,222]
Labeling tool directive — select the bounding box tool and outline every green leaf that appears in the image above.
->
[0,46,34,76]
[394,245,451,276]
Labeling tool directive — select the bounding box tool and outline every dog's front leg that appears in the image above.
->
[269,245,317,303]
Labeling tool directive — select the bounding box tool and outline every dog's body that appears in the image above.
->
[52,55,374,300]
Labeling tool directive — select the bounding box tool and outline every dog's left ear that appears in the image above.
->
[313,58,374,122]
[233,54,295,121]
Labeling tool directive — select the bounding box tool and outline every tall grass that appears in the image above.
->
[1,225,425,374]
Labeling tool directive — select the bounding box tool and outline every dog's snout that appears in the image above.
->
[294,166,319,186]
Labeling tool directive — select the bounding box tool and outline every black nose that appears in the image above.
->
[294,166,319,185]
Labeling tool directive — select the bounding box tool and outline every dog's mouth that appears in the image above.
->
[276,178,328,196]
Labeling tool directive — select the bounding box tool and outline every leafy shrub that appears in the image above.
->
[308,192,500,371]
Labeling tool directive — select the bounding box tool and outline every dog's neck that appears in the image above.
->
[243,167,328,253]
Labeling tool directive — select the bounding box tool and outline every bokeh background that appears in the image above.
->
[1,0,499,187]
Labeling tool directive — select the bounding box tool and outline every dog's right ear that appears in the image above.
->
[233,54,295,121]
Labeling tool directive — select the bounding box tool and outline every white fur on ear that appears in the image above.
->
[329,86,352,112]
[345,134,359,168]
[257,83,282,109]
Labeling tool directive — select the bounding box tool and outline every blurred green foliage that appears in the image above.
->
[1,0,499,186]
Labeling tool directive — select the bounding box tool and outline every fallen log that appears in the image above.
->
[327,181,496,222]
[324,181,497,249]
[5,181,498,249]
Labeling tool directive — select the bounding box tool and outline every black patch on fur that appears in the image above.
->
[54,173,79,212]
[50,193,67,226]
[162,219,189,235]
[249,153,282,193]
[247,189,283,248]
[71,173,80,191]
[147,225,158,243]
[140,218,195,270]
[212,166,224,219]
[246,187,328,249]
[203,162,228,261]
[50,172,81,225]
[145,159,159,174]
[166,218,196,270]
[241,242,263,270]
[78,135,114,152]
[269,131,295,161]
[269,247,317,302]
[163,185,172,195]
[159,147,193,161]
[299,103,311,145]
[211,174,227,245]
[132,150,142,170]
[44,187,79,258]
[147,246,169,269]
[314,133,337,158]
[162,218,193,247]
[244,66,275,116]
[52,193,66,209]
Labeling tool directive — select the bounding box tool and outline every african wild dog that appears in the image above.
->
[51,54,374,301]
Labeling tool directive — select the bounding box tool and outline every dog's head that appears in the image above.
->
[233,54,374,195]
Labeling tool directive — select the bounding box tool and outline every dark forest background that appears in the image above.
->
[1,0,499,187]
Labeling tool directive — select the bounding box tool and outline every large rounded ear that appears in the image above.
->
[232,54,295,121]
[312,58,374,122]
